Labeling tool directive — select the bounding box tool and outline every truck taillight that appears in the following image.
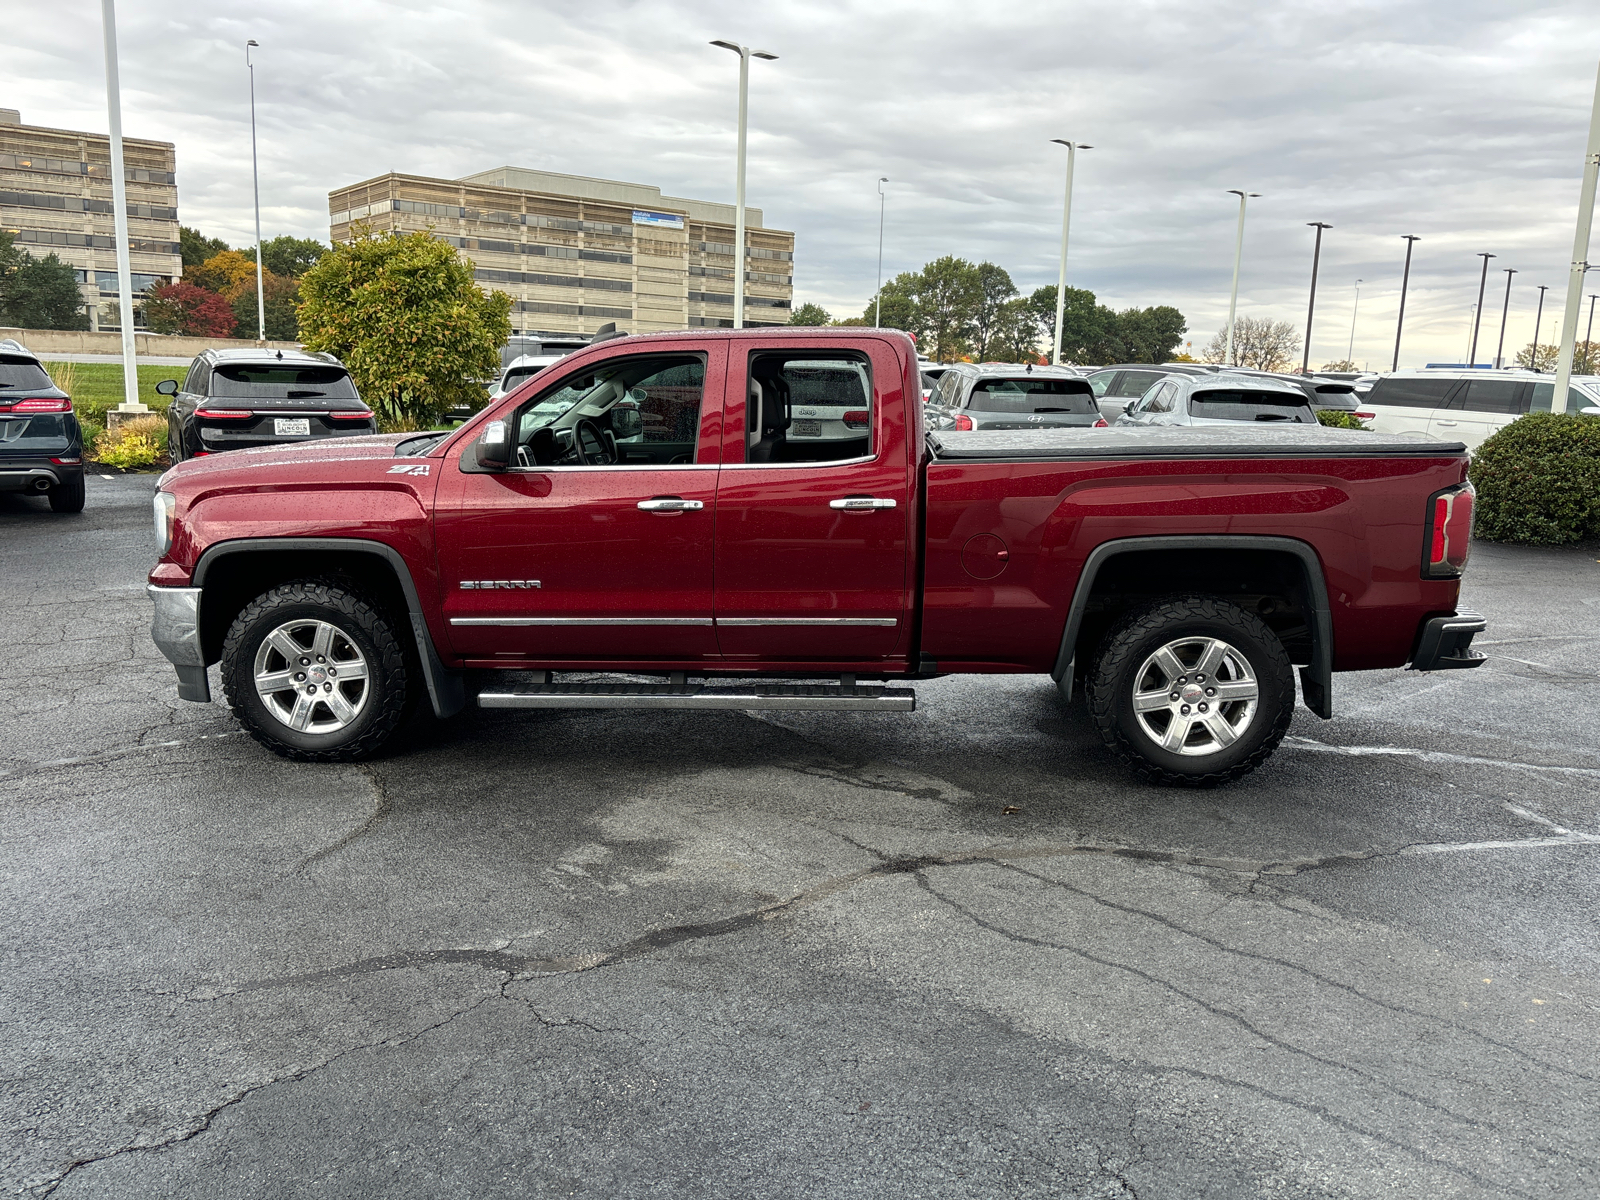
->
[954,413,974,431]
[1424,483,1474,578]
[841,410,869,430]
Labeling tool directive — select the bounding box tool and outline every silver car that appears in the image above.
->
[925,363,1108,431]
[1114,375,1318,427]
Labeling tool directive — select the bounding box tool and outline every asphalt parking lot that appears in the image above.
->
[4,474,1599,1199]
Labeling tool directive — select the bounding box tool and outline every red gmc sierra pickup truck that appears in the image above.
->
[147,328,1484,785]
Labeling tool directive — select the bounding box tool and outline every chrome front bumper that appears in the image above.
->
[148,585,211,701]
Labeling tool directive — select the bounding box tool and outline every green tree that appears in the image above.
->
[914,256,982,361]
[1515,343,1558,371]
[231,273,301,340]
[244,235,330,278]
[297,228,512,429]
[1115,305,1188,363]
[0,249,90,331]
[970,262,1018,355]
[983,297,1040,362]
[789,301,832,326]
[1030,284,1122,364]
[862,271,919,332]
[180,226,229,269]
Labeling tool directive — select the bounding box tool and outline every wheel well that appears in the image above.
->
[196,550,411,665]
[1073,548,1314,674]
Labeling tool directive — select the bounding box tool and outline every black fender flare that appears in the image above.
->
[192,537,465,719]
[1050,534,1334,719]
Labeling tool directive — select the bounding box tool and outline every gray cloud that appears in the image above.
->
[9,0,1597,366]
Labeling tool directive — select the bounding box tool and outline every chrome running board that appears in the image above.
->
[478,679,916,713]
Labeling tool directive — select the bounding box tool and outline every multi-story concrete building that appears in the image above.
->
[327,166,792,338]
[0,107,181,332]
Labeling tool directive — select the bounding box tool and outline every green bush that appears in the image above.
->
[1469,412,1600,544]
[96,432,160,470]
[1316,409,1369,430]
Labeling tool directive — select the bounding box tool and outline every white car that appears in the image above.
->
[1357,370,1600,451]
[783,359,872,451]
[491,354,564,400]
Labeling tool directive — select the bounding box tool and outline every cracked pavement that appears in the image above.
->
[3,476,1600,1198]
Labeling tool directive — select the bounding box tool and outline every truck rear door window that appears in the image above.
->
[746,351,872,464]
[1458,379,1523,414]
[967,378,1098,414]
[1188,389,1314,422]
[1364,377,1456,408]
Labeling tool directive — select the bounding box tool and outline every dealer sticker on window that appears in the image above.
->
[274,418,311,437]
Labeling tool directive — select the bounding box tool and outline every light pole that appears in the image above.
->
[1049,139,1091,365]
[1585,294,1599,373]
[1392,234,1421,372]
[1302,221,1331,374]
[1346,279,1362,362]
[1469,252,1496,366]
[246,40,265,343]
[1532,284,1550,368]
[710,40,777,330]
[874,177,888,328]
[1224,189,1259,367]
[98,0,140,414]
[1552,60,1600,411]
[1494,268,1517,368]
[1465,306,1477,363]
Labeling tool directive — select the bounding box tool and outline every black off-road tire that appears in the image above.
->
[48,472,85,513]
[1087,594,1295,787]
[221,578,411,762]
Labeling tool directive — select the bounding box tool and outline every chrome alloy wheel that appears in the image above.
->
[252,618,370,734]
[1130,636,1259,757]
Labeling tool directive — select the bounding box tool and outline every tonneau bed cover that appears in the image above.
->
[928,426,1467,460]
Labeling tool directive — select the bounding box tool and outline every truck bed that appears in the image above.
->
[928,426,1468,460]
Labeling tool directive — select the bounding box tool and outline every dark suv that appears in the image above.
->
[0,339,84,513]
[159,349,376,461]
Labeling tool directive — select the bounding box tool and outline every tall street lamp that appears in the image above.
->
[1224,189,1259,367]
[1532,284,1550,368]
[1469,252,1496,367]
[710,40,778,330]
[1346,279,1363,363]
[98,0,140,414]
[1494,268,1517,368]
[247,40,265,343]
[1049,139,1091,366]
[1585,293,1599,373]
[1301,221,1332,374]
[1392,234,1421,372]
[1551,59,1600,412]
[874,177,888,328]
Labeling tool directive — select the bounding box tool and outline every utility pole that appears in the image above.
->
[1050,139,1091,365]
[1346,279,1363,362]
[1494,268,1517,368]
[873,177,887,328]
[1224,189,1260,366]
[99,0,141,417]
[1553,60,1600,411]
[1469,253,1496,366]
[1585,294,1599,373]
[1392,234,1420,372]
[247,40,265,342]
[710,40,778,330]
[1532,284,1550,368]
[1302,222,1331,374]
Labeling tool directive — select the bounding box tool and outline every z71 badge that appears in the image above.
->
[387,463,431,476]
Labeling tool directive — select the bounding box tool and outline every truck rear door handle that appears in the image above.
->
[830,497,897,511]
[637,497,704,513]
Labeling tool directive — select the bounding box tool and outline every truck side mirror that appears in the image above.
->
[474,419,511,471]
[155,379,179,396]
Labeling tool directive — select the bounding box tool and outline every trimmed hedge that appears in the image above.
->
[1316,409,1369,430]
[1469,412,1600,544]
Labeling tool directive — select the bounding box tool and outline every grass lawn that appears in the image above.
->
[43,362,178,424]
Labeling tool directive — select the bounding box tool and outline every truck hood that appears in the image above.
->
[157,434,417,488]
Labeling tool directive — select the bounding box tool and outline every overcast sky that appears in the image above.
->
[9,0,1599,367]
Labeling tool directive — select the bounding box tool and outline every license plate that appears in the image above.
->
[793,419,820,437]
[274,418,310,437]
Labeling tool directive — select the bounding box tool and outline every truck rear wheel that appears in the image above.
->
[1087,595,1294,786]
[221,579,412,762]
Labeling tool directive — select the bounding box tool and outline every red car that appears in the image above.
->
[147,328,1482,785]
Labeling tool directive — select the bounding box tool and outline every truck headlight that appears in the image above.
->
[153,491,176,557]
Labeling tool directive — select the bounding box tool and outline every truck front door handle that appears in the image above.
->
[1435,421,1459,427]
[637,497,705,513]
[830,497,897,511]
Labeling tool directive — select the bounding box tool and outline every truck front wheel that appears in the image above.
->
[1087,595,1294,786]
[221,579,412,762]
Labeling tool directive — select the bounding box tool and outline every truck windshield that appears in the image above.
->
[211,365,359,399]
[968,379,1097,414]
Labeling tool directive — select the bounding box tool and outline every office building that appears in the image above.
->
[0,107,181,332]
[327,166,793,338]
